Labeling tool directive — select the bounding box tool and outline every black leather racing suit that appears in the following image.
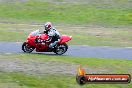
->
[44,28,61,48]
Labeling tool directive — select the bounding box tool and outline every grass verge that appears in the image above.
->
[2,53,132,74]
[0,0,131,26]
[0,23,132,47]
[0,72,131,88]
[0,53,132,88]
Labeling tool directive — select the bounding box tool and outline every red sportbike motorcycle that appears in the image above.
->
[22,30,72,55]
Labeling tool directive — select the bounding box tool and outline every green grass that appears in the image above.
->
[0,54,132,88]
[0,31,27,42]
[0,0,131,26]
[0,0,132,47]
[0,72,131,88]
[0,1,131,88]
[0,23,132,47]
[0,73,77,88]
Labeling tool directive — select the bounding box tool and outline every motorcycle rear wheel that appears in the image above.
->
[54,43,68,55]
[22,42,35,53]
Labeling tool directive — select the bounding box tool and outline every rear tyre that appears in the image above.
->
[54,43,68,55]
[22,42,35,53]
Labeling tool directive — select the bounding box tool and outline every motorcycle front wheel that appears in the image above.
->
[54,43,68,55]
[22,42,35,53]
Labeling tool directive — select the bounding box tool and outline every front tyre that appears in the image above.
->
[54,43,68,55]
[22,42,35,53]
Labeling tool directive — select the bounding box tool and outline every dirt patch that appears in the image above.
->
[0,0,28,3]
[0,58,76,76]
[0,57,111,76]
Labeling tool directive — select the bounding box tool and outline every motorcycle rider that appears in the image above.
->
[37,22,61,49]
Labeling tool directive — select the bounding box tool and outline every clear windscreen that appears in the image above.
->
[31,30,40,36]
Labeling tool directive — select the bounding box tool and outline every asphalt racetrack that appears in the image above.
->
[0,42,132,60]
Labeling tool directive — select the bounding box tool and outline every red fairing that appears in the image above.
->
[40,34,48,40]
[59,35,72,44]
[26,33,36,46]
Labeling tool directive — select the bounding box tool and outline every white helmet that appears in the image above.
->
[44,22,52,31]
